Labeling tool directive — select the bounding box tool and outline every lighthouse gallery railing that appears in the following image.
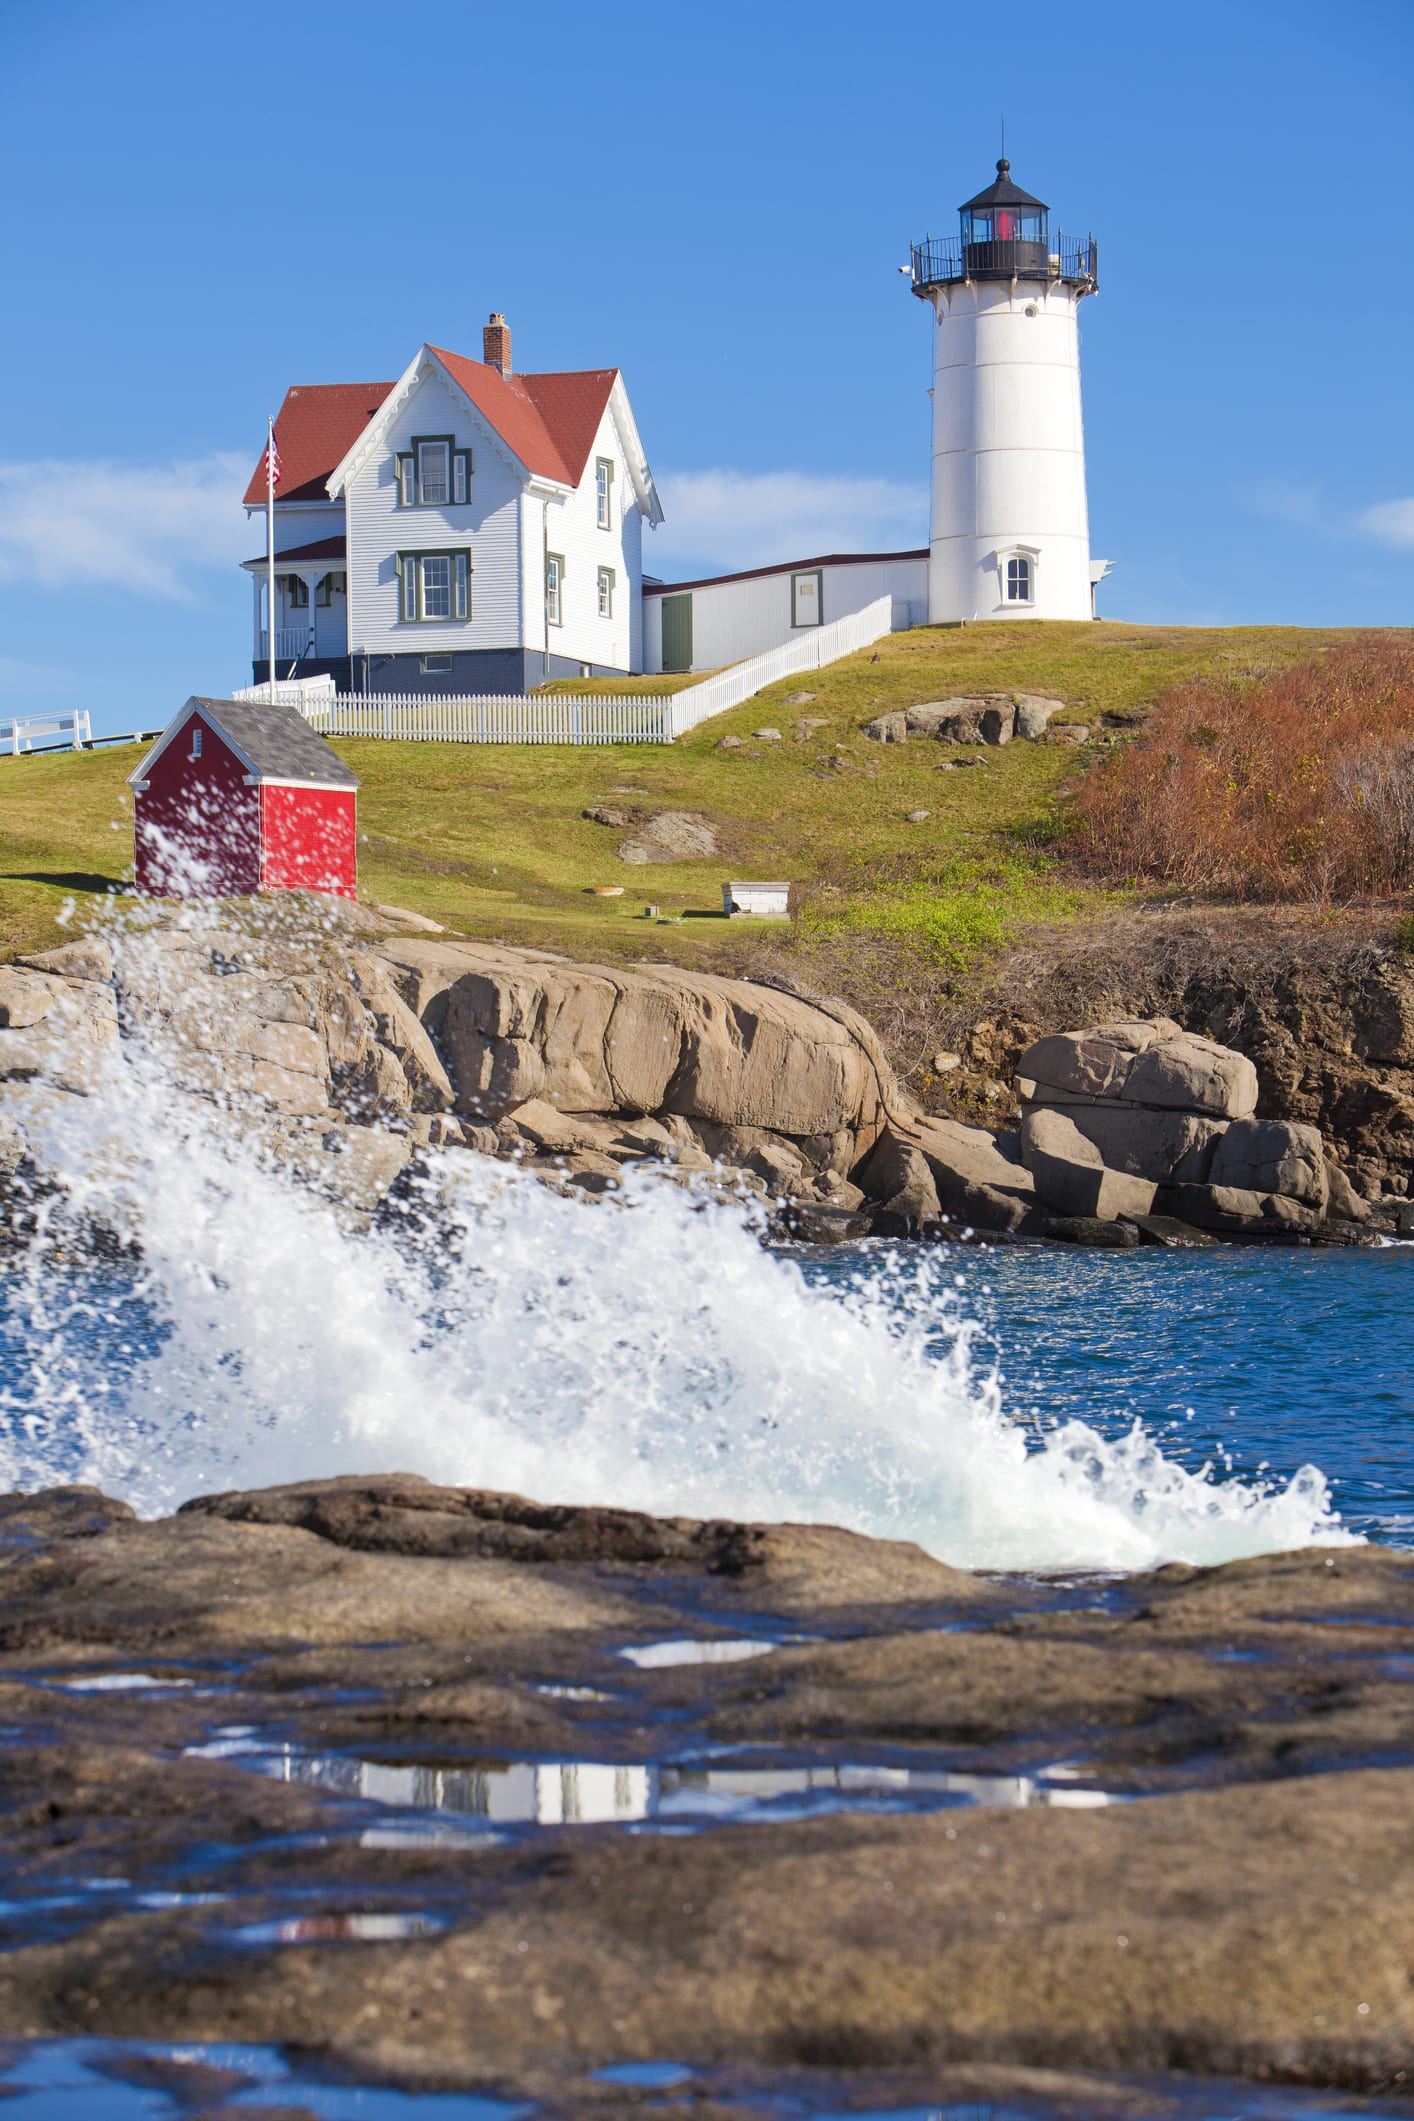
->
[910,233,1097,288]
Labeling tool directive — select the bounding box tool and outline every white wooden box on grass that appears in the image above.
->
[722,881,791,920]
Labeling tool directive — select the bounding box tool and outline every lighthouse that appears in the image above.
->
[910,161,1099,625]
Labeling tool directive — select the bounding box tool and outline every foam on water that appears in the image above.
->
[0,907,1352,1572]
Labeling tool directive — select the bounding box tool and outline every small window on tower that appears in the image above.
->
[1006,555,1033,604]
[190,725,203,759]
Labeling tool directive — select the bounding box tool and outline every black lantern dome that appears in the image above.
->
[909,161,1097,294]
[959,160,1049,276]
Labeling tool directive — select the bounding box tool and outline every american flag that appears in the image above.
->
[264,429,281,488]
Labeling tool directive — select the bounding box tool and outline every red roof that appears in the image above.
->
[243,352,619,507]
[241,534,347,568]
[243,383,394,506]
[643,549,930,595]
[428,347,617,485]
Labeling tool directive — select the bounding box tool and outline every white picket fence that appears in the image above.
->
[239,593,899,747]
[302,690,674,745]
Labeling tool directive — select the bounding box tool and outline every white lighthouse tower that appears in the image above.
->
[911,161,1099,624]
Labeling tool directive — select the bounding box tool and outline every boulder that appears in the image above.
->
[1155,1183,1322,1237]
[1013,694,1066,739]
[776,1201,874,1244]
[1017,1022,1258,1122]
[1128,1214,1221,1249]
[906,1116,1043,1233]
[743,1139,810,1194]
[1209,1119,1328,1211]
[1046,723,1091,744]
[503,1099,618,1155]
[862,712,907,743]
[855,1134,941,1236]
[617,811,718,864]
[1324,1156,1370,1224]
[0,968,63,1029]
[377,940,894,1146]
[904,696,1016,745]
[348,960,454,1113]
[1055,1102,1226,1184]
[1039,1215,1141,1248]
[1124,1034,1259,1120]
[17,936,114,985]
[1021,1108,1157,1222]
[1017,1021,1179,1103]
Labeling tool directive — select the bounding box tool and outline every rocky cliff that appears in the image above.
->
[0,906,1395,1248]
[925,911,1414,1218]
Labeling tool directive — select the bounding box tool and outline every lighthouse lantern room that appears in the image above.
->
[910,161,1099,625]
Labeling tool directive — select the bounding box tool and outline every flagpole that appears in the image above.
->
[266,414,277,697]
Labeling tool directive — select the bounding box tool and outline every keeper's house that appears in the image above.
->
[243,316,662,696]
[130,698,359,900]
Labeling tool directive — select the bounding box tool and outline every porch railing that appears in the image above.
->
[258,629,317,663]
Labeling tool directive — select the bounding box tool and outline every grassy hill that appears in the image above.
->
[0,621,1376,985]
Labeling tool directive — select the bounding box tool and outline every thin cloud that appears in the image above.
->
[1356,498,1414,550]
[651,469,928,577]
[1248,480,1326,531]
[0,454,932,603]
[1250,482,1414,553]
[0,453,252,599]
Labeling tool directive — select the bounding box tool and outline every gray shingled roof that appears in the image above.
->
[191,697,360,788]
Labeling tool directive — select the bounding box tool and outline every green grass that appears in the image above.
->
[0,621,1382,971]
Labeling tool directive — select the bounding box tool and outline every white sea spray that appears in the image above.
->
[0,899,1354,1572]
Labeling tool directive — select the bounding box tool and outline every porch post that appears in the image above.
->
[252,572,264,665]
[299,572,324,662]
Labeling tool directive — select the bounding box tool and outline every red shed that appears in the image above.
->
[129,696,360,899]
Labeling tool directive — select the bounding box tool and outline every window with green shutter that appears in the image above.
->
[397,549,472,621]
[395,439,472,508]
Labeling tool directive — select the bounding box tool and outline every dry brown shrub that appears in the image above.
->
[1069,634,1414,901]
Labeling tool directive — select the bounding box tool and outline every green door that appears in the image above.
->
[661,594,693,673]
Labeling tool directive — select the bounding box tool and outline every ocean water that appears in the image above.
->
[0,907,1408,1573]
[805,1239,1414,1548]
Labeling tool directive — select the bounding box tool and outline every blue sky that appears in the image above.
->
[0,0,1410,734]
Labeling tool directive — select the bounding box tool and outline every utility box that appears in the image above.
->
[722,881,790,920]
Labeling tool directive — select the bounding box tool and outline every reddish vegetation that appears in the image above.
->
[1070,636,1414,902]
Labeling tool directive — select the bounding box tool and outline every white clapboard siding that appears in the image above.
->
[345,369,523,656]
[539,399,639,673]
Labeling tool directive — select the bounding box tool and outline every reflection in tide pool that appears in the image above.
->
[231,1745,1113,1827]
[618,1638,781,1669]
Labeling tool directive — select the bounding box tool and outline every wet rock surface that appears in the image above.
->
[0,1476,1408,2108]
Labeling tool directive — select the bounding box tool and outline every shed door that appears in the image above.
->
[661,594,693,673]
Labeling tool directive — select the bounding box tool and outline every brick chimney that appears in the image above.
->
[483,312,511,377]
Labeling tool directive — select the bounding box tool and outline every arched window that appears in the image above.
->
[1006,555,1033,604]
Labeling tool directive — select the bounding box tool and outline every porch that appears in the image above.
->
[244,536,348,671]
